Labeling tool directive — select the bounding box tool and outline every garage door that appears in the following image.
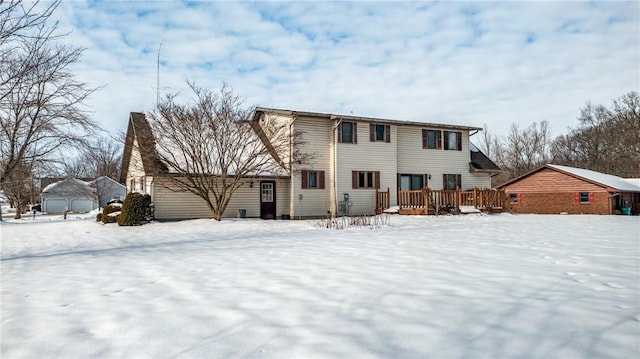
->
[44,199,67,213]
[70,199,94,213]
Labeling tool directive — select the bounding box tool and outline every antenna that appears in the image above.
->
[156,42,163,109]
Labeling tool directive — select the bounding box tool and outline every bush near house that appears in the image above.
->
[101,204,122,224]
[118,192,152,226]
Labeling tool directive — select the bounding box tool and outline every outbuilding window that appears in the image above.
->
[579,192,591,204]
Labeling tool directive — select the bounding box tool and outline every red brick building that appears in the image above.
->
[497,164,640,215]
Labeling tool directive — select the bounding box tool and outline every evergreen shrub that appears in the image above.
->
[102,204,121,224]
[118,192,152,226]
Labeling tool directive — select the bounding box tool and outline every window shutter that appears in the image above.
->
[374,171,381,189]
[301,170,308,189]
[589,192,594,203]
[456,174,462,189]
[385,125,391,143]
[424,174,429,188]
[353,123,358,144]
[517,193,521,203]
[422,130,427,149]
[457,132,462,150]
[337,123,343,143]
[443,131,449,149]
[437,131,442,150]
[574,192,579,203]
[443,174,447,190]
[352,171,358,189]
[370,124,375,142]
[319,171,325,189]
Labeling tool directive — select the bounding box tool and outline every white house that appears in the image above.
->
[120,109,500,220]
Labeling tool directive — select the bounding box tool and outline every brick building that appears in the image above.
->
[497,164,640,215]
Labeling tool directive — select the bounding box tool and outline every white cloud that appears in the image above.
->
[48,1,639,138]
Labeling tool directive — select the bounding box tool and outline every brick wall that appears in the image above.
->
[509,191,610,215]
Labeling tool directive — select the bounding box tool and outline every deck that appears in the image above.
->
[376,188,508,215]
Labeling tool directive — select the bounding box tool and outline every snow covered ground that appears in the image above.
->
[1,213,639,358]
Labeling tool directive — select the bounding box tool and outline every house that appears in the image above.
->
[120,109,500,220]
[497,164,640,215]
[88,176,126,208]
[41,178,99,213]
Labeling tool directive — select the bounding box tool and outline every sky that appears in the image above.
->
[48,1,639,138]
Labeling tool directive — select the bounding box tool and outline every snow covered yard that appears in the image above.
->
[1,214,638,358]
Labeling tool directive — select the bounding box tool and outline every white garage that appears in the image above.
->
[41,178,98,214]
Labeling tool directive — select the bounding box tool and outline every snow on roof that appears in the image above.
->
[622,178,640,187]
[548,164,640,192]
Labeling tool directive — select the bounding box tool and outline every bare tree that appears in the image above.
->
[492,120,552,182]
[64,136,122,180]
[147,83,308,221]
[0,0,99,219]
[552,92,640,177]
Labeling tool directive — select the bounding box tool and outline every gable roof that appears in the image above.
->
[498,164,640,192]
[88,176,126,189]
[42,178,96,196]
[253,107,483,132]
[119,112,168,183]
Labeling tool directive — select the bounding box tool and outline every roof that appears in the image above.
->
[253,107,483,132]
[469,143,501,173]
[119,112,168,183]
[41,178,97,196]
[88,176,126,189]
[498,164,640,192]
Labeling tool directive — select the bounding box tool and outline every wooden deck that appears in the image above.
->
[376,188,508,215]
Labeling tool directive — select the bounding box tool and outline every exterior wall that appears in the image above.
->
[291,115,334,217]
[509,192,611,214]
[151,177,290,220]
[125,137,146,193]
[396,127,490,190]
[503,168,611,214]
[42,195,98,213]
[336,121,397,215]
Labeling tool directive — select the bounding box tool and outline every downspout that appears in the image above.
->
[289,113,298,218]
[332,118,343,216]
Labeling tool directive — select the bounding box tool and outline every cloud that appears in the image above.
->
[50,1,639,138]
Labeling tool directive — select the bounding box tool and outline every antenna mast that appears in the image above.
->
[157,42,163,109]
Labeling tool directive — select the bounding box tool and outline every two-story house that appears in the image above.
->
[120,108,499,220]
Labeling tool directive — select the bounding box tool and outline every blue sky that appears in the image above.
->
[51,1,639,138]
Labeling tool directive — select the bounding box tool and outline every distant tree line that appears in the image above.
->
[479,91,640,186]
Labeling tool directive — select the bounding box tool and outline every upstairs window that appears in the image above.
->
[352,171,380,189]
[370,124,390,143]
[443,174,462,190]
[444,131,462,151]
[301,170,325,189]
[422,129,442,149]
[338,121,357,144]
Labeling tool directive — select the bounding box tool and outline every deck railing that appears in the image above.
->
[391,187,507,215]
[375,187,390,214]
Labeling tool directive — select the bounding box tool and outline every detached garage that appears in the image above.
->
[497,164,640,215]
[41,178,98,214]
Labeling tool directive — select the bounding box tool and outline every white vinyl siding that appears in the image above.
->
[291,116,333,217]
[126,138,146,193]
[397,126,489,190]
[152,177,289,220]
[335,121,397,215]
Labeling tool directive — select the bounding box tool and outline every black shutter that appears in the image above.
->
[374,171,381,189]
[352,171,358,189]
[319,171,325,189]
[353,122,358,144]
[385,125,390,143]
[457,132,462,151]
[443,174,448,190]
[437,131,442,149]
[370,124,375,142]
[422,130,427,149]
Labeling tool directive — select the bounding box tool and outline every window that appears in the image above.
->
[443,174,462,190]
[422,129,442,149]
[399,174,426,190]
[578,192,592,204]
[139,176,145,192]
[370,124,390,143]
[352,171,380,189]
[338,121,357,144]
[301,170,325,189]
[444,131,462,151]
[130,179,135,191]
[509,193,520,203]
[261,183,273,202]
